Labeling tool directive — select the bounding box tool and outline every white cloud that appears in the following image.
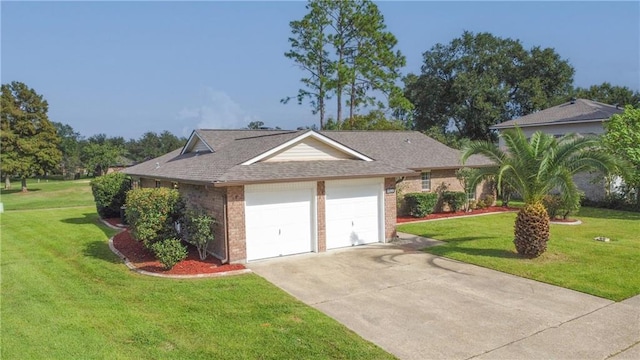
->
[177,88,260,130]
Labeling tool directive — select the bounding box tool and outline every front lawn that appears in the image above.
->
[1,179,95,210]
[1,204,393,358]
[397,207,640,301]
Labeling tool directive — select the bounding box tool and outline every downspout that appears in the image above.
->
[220,194,230,264]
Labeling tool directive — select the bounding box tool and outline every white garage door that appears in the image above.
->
[245,182,316,261]
[325,178,383,249]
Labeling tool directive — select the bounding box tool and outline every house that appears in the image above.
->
[124,129,493,263]
[106,156,135,175]
[491,98,624,200]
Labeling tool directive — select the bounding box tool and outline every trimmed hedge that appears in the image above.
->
[441,191,467,212]
[90,172,131,218]
[404,192,438,217]
[125,187,185,248]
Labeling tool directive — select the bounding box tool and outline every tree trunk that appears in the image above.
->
[4,175,10,190]
[513,203,549,257]
[21,177,28,192]
[349,79,356,127]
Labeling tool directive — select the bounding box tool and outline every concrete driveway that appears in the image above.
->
[247,234,640,360]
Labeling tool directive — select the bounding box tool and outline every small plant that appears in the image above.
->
[404,192,438,217]
[90,172,131,218]
[150,238,188,270]
[482,195,495,208]
[468,199,478,210]
[181,209,215,260]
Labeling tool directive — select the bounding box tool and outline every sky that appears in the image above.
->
[2,1,639,140]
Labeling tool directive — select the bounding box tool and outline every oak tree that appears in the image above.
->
[1,82,62,191]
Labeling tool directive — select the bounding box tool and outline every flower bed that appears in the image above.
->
[397,206,518,223]
[107,218,245,275]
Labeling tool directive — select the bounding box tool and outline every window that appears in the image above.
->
[155,180,161,188]
[467,188,476,201]
[421,171,431,191]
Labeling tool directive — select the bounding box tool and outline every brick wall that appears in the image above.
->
[396,169,495,215]
[225,186,246,263]
[384,177,397,240]
[316,181,326,252]
[178,183,226,259]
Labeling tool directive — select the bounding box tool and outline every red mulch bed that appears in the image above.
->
[397,206,519,223]
[106,218,245,275]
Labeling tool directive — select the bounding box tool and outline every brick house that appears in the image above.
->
[124,129,492,263]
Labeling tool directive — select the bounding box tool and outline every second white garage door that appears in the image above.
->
[325,178,383,249]
[245,182,316,261]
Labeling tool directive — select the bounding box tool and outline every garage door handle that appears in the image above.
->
[352,221,354,226]
[279,229,281,235]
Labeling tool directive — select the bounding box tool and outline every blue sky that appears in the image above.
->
[2,1,639,140]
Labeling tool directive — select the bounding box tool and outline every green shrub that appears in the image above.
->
[542,194,562,219]
[482,195,496,208]
[543,193,582,219]
[404,192,438,217]
[125,188,185,248]
[441,191,467,212]
[181,209,215,260]
[150,238,188,270]
[90,172,131,218]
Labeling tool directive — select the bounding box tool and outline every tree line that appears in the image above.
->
[1,81,186,191]
[284,0,640,144]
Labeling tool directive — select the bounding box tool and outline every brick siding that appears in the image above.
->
[225,186,246,263]
[316,181,326,252]
[384,177,397,240]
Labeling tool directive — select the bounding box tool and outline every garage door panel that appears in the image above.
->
[245,183,315,261]
[326,179,382,249]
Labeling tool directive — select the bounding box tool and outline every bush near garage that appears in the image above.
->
[405,192,439,217]
[150,237,188,270]
[90,172,131,218]
[125,187,185,248]
[180,208,215,260]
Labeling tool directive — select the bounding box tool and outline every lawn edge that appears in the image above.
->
[100,218,253,279]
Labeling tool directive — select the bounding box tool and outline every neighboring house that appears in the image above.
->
[491,98,624,200]
[106,156,135,174]
[124,129,492,263]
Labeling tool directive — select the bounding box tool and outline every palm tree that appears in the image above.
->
[462,128,620,257]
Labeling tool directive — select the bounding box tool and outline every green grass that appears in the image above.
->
[1,179,95,210]
[0,181,394,359]
[398,207,640,301]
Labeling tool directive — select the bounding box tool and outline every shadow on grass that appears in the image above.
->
[427,246,519,259]
[83,240,120,263]
[578,207,640,221]
[0,188,42,195]
[61,213,116,240]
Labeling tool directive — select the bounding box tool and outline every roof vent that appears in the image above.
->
[570,97,576,104]
[405,138,411,144]
[155,162,160,169]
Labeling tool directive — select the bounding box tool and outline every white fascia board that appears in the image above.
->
[241,130,373,165]
[180,130,214,155]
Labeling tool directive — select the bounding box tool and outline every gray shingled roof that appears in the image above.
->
[492,99,623,129]
[322,131,492,169]
[124,129,493,185]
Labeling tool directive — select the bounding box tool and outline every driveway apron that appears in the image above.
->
[247,234,640,360]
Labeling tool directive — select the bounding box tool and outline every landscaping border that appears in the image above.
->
[100,219,252,279]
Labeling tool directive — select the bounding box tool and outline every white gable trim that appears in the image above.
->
[241,130,373,165]
[181,130,214,155]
